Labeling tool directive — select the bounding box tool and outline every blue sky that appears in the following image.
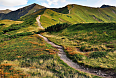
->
[0,0,116,10]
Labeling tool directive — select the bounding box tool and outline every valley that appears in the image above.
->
[0,3,116,78]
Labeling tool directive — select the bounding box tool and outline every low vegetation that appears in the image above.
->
[0,34,98,78]
[0,13,100,78]
[43,23,116,71]
[1,3,116,77]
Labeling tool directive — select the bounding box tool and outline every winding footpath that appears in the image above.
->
[69,4,74,14]
[36,15,44,29]
[36,15,116,78]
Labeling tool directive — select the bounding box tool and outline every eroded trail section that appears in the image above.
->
[36,15,44,29]
[38,34,116,78]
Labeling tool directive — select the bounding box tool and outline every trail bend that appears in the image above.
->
[36,15,116,78]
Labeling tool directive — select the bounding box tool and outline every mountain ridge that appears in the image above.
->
[1,3,116,22]
[0,3,46,20]
[100,4,115,8]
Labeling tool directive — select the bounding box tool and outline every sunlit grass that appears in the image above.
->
[0,33,99,78]
[0,20,23,27]
[43,23,116,70]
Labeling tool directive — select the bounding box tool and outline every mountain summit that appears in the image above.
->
[0,3,46,20]
[100,4,115,8]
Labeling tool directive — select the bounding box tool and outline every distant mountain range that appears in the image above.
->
[0,3,116,24]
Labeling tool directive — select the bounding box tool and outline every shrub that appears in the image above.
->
[72,54,84,61]
[0,31,4,35]
[45,23,70,32]
[80,46,86,51]
[106,44,114,48]
[0,23,5,26]
[2,24,22,33]
[5,32,33,39]
[89,51,107,58]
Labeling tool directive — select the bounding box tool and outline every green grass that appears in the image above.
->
[0,18,100,78]
[0,9,45,42]
[0,34,99,78]
[43,23,116,70]
[2,4,116,77]
[39,4,116,28]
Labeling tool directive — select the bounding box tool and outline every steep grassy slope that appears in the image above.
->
[0,3,45,20]
[43,23,116,71]
[39,4,116,28]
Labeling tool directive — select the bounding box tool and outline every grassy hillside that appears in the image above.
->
[1,3,116,78]
[39,4,116,28]
[43,23,116,71]
[0,12,101,78]
[0,9,45,44]
[0,34,101,78]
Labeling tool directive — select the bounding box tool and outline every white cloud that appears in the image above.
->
[0,0,28,6]
[41,0,66,8]
[41,2,50,7]
[47,0,58,5]
[96,0,112,5]
[98,0,112,3]
[86,0,116,7]
[97,0,114,5]
[61,0,66,2]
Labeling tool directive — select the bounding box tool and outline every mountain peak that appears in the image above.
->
[31,3,38,6]
[100,4,115,8]
[29,3,45,8]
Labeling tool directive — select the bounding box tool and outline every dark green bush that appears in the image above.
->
[0,31,4,35]
[69,54,84,61]
[0,23,5,26]
[89,51,107,58]
[5,32,33,39]
[2,24,22,33]
[80,46,86,51]
[45,23,70,32]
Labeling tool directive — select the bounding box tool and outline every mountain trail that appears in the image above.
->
[69,4,74,14]
[36,15,44,29]
[36,15,116,78]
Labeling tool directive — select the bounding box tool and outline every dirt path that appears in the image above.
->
[36,15,44,29]
[36,15,116,78]
[69,4,74,14]
[38,34,116,78]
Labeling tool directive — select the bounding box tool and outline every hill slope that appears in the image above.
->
[38,4,116,27]
[1,3,116,78]
[0,3,45,20]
